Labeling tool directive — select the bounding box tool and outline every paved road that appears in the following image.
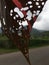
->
[0,46,49,65]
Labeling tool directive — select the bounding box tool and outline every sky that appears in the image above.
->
[0,0,49,31]
[0,21,1,27]
[33,0,49,31]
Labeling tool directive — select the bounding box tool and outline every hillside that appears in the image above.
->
[30,28,49,38]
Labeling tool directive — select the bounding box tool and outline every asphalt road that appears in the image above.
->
[0,46,49,65]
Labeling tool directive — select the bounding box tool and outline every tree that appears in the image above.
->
[0,0,47,65]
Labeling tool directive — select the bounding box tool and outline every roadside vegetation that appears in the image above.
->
[0,33,49,54]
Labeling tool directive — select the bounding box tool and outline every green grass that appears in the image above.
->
[0,34,49,54]
[0,45,49,55]
[0,44,49,55]
[29,44,49,49]
[0,48,18,55]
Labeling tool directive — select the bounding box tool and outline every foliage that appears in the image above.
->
[0,48,18,54]
[0,34,49,49]
[29,39,49,48]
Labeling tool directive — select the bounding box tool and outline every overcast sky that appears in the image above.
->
[33,0,49,31]
[0,21,1,27]
[0,0,49,31]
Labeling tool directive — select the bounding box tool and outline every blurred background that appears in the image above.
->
[0,0,49,54]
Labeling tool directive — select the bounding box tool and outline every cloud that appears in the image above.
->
[33,0,49,31]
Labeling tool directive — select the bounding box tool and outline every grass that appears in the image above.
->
[0,44,49,55]
[0,34,49,55]
[0,48,18,55]
[29,44,49,49]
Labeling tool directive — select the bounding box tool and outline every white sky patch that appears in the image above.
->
[29,5,33,8]
[14,7,24,18]
[26,10,32,21]
[36,2,39,5]
[22,20,28,26]
[33,0,49,31]
[21,7,29,11]
[3,18,6,25]
[0,21,1,27]
[36,10,40,15]
[19,20,28,26]
[28,1,32,4]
